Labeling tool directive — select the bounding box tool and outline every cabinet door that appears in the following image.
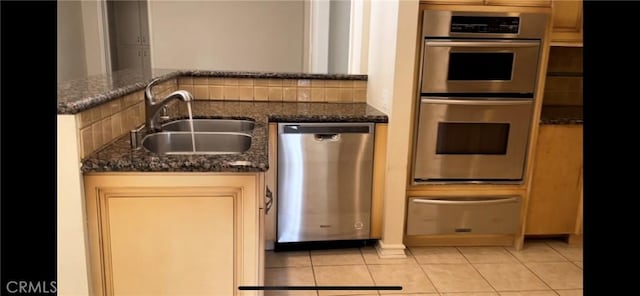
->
[115,45,143,70]
[141,46,151,71]
[550,0,583,45]
[107,194,235,295]
[526,125,583,235]
[138,0,150,45]
[84,173,263,296]
[112,0,143,45]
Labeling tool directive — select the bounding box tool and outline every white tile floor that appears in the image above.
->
[264,238,582,296]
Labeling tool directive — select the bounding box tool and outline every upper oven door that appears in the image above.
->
[421,39,541,95]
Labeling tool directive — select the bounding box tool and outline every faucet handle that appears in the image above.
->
[145,78,162,102]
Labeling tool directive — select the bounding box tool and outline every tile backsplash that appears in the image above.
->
[74,76,367,159]
[177,76,367,103]
[544,47,583,106]
[77,79,177,159]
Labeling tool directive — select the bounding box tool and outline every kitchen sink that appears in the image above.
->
[141,131,252,155]
[161,119,255,133]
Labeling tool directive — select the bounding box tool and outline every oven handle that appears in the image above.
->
[411,197,519,206]
[425,40,539,48]
[422,98,532,106]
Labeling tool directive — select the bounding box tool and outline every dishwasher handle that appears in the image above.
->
[281,125,371,134]
[314,134,340,141]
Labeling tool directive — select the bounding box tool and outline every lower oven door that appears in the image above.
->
[413,97,533,182]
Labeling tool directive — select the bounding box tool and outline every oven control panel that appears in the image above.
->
[450,16,520,34]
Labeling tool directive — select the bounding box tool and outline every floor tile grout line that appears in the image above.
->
[519,259,556,292]
[457,245,521,264]
[308,250,320,296]
[357,247,380,296]
[505,242,569,265]
[465,259,501,294]
[361,258,381,295]
[544,240,583,262]
[416,262,442,295]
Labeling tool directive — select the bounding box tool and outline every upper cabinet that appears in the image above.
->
[550,0,583,46]
[110,0,149,46]
[419,0,551,7]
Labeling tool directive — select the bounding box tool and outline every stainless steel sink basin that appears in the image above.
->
[141,131,252,155]
[161,119,255,133]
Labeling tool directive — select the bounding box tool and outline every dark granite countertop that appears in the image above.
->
[81,101,388,173]
[540,105,583,124]
[57,68,367,114]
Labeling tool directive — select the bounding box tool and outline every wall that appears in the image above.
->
[148,0,305,72]
[366,0,397,115]
[348,0,370,75]
[57,115,90,295]
[365,0,419,256]
[328,0,351,74]
[80,0,108,76]
[57,1,88,82]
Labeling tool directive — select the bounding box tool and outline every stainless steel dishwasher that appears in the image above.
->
[276,122,374,245]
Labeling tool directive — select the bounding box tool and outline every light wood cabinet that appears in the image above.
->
[84,173,265,296]
[526,124,583,235]
[550,0,583,46]
[419,0,551,7]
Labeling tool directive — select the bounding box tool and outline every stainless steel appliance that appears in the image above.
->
[413,10,548,183]
[406,195,521,235]
[276,122,374,244]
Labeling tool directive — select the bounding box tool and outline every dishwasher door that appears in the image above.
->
[277,122,374,243]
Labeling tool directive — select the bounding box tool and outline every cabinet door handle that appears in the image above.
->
[265,187,273,215]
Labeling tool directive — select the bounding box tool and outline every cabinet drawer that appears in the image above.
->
[407,196,521,236]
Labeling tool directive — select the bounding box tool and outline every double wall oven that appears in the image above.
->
[413,10,547,183]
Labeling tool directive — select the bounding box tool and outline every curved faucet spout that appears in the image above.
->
[145,78,195,131]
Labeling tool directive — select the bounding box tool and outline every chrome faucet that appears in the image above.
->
[144,78,194,131]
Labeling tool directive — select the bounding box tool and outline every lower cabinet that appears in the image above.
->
[526,124,583,235]
[84,173,265,296]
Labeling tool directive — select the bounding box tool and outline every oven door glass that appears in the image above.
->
[448,53,514,81]
[436,122,510,155]
[413,97,533,182]
[421,39,540,94]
